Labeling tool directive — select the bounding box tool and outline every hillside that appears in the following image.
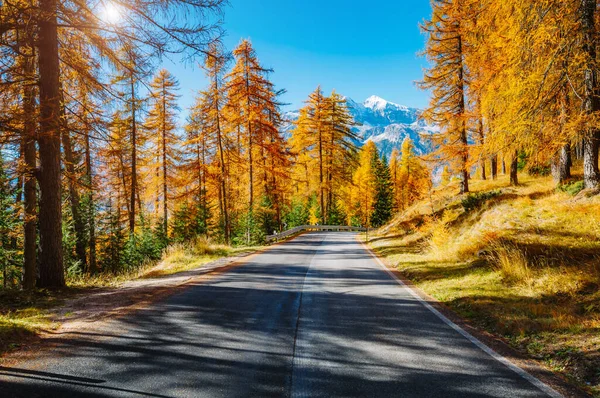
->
[283,95,436,157]
[368,171,600,396]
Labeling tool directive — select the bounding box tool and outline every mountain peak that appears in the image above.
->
[364,95,389,110]
[363,95,408,112]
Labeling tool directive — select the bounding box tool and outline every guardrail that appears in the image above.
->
[266,225,368,243]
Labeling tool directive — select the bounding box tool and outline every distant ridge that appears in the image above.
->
[282,95,437,157]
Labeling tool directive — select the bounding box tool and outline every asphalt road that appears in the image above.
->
[0,232,558,397]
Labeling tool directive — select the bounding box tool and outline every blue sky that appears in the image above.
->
[162,0,432,117]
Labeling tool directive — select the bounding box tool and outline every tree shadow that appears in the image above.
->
[0,233,550,397]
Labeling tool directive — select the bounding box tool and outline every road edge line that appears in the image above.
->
[359,239,563,398]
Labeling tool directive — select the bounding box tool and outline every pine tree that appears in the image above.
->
[371,153,393,228]
[0,152,20,288]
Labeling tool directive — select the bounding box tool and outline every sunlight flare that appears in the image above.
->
[101,2,122,24]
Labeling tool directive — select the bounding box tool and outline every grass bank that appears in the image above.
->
[0,238,263,357]
[367,172,600,396]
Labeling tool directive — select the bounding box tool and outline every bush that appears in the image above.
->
[120,227,166,273]
[461,190,502,212]
[528,165,551,176]
[558,180,585,196]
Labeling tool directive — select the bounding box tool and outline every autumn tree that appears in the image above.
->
[181,95,215,239]
[419,0,470,194]
[145,69,181,236]
[291,88,357,224]
[397,138,430,210]
[349,141,378,228]
[203,46,231,243]
[225,39,288,240]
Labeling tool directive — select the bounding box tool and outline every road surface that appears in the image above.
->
[0,232,558,397]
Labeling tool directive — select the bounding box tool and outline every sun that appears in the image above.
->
[101,2,122,24]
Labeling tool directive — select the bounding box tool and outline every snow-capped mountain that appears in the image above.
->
[282,95,436,158]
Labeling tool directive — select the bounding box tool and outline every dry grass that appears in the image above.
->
[143,237,262,278]
[488,243,533,285]
[368,168,600,396]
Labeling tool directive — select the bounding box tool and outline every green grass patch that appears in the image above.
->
[558,180,585,196]
[461,190,502,212]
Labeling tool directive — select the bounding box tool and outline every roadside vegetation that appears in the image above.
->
[368,169,600,396]
[0,238,260,358]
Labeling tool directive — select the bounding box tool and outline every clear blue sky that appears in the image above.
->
[162,0,432,118]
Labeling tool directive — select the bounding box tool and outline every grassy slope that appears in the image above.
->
[368,171,600,396]
[0,238,263,356]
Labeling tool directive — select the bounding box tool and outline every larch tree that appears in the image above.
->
[420,0,471,194]
[224,39,286,239]
[322,91,358,223]
[294,87,328,223]
[145,69,181,236]
[181,94,216,239]
[25,0,224,287]
[397,138,429,210]
[350,141,378,228]
[203,46,231,243]
[580,0,600,189]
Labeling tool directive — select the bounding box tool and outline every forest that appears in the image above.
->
[0,0,430,289]
[1,0,600,292]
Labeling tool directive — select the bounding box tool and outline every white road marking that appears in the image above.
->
[361,240,563,398]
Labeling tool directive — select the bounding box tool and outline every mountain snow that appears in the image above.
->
[282,95,437,158]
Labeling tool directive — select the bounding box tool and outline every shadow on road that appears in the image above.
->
[0,233,548,398]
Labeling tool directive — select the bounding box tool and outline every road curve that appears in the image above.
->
[0,232,557,397]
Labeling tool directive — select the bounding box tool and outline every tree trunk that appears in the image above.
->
[552,143,571,184]
[22,35,37,289]
[510,151,519,186]
[319,130,325,223]
[37,0,65,288]
[244,54,253,244]
[457,34,469,194]
[327,107,334,223]
[60,91,87,270]
[581,0,600,189]
[129,76,137,233]
[477,107,486,180]
[162,85,168,235]
[490,155,498,180]
[214,75,230,244]
[502,156,506,175]
[85,131,97,274]
[480,160,486,181]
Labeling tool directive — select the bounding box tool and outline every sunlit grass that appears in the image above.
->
[0,290,62,356]
[143,237,263,278]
